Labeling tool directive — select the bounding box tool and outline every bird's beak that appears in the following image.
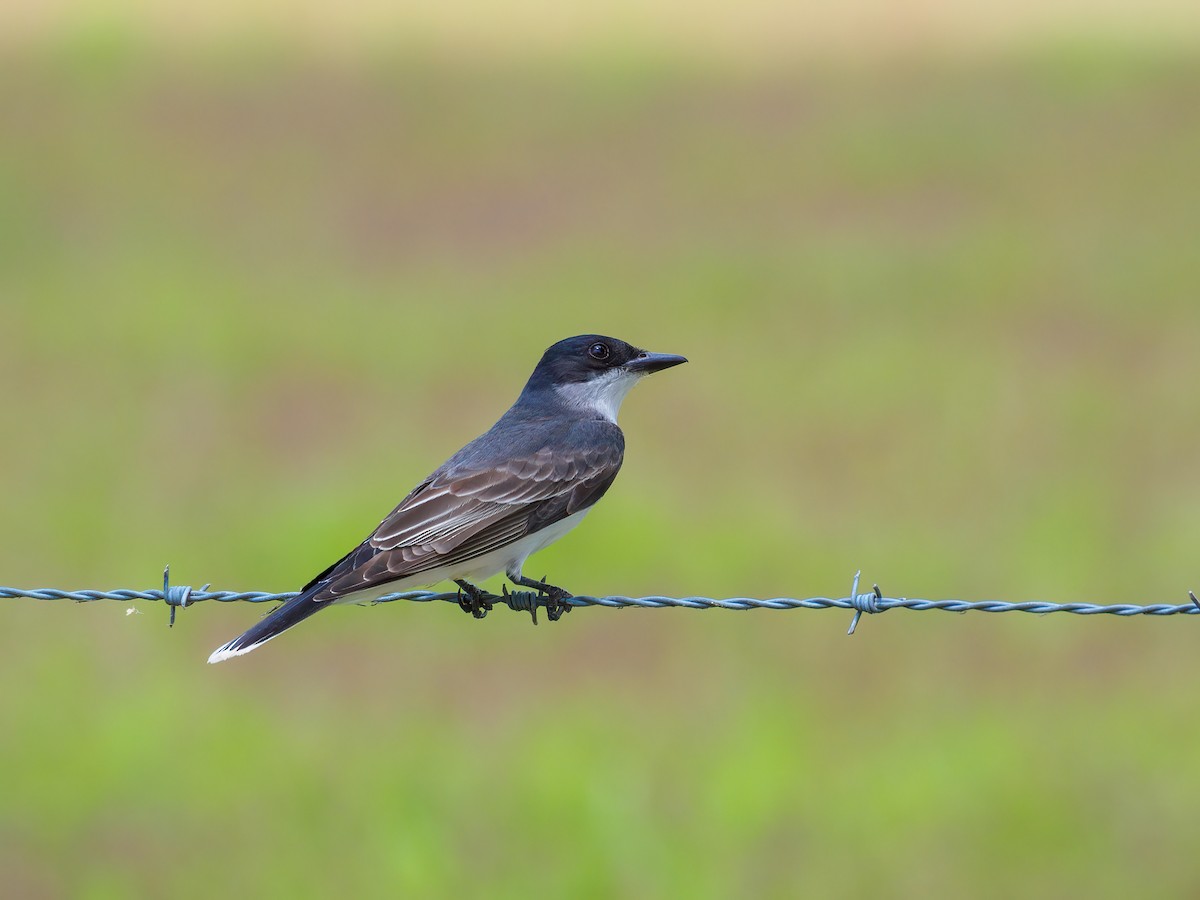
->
[626,350,688,375]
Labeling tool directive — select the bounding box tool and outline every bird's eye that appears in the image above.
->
[588,342,610,361]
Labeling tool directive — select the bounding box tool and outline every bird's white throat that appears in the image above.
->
[554,369,640,423]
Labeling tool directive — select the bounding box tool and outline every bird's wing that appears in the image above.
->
[308,423,623,602]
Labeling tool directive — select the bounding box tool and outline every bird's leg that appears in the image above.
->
[454,579,492,619]
[507,572,574,622]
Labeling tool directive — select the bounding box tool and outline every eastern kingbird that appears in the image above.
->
[207,334,686,663]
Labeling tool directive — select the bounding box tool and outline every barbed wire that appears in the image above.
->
[1,568,1197,634]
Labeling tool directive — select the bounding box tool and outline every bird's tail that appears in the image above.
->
[207,588,328,664]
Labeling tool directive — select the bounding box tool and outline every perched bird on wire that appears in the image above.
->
[207,334,687,663]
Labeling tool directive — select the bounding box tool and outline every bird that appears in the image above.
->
[207,334,687,663]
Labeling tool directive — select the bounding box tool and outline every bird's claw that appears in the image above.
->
[455,580,492,619]
[539,575,573,622]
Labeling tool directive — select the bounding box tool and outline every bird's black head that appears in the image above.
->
[529,335,686,385]
[519,334,687,420]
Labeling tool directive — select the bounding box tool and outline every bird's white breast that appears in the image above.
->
[553,369,640,423]
[453,508,590,582]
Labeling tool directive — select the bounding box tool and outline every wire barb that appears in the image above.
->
[162,565,190,628]
[846,571,885,635]
[160,566,212,628]
[499,585,547,625]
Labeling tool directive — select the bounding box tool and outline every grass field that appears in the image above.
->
[2,28,1200,898]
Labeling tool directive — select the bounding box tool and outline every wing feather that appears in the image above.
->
[309,420,623,602]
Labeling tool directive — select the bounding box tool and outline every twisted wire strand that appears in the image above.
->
[2,568,1197,633]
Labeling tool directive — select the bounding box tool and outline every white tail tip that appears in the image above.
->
[207,637,271,664]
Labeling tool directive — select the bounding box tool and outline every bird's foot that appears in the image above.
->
[509,574,574,623]
[544,584,573,622]
[455,579,492,619]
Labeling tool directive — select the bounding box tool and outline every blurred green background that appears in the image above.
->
[3,3,1200,898]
